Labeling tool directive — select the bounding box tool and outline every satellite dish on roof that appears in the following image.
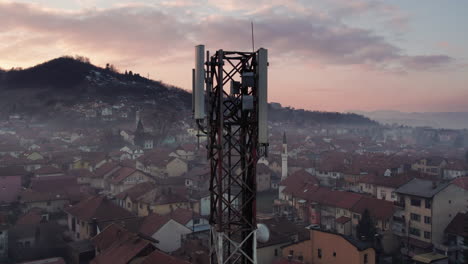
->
[256,223,270,243]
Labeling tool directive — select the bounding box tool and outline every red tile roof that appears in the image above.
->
[19,189,69,203]
[34,166,63,175]
[64,195,134,222]
[323,190,363,210]
[452,176,468,190]
[91,224,154,264]
[169,208,199,226]
[0,166,28,176]
[445,212,468,237]
[115,182,156,201]
[139,213,172,236]
[142,250,190,264]
[281,170,319,197]
[351,196,395,220]
[110,167,137,184]
[92,224,136,251]
[94,162,120,178]
[0,175,22,204]
[16,208,44,226]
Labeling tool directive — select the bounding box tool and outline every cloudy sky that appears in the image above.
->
[1,0,467,112]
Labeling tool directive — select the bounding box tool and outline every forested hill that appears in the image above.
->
[0,56,377,126]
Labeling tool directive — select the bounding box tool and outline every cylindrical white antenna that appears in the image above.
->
[194,45,206,120]
[258,48,268,144]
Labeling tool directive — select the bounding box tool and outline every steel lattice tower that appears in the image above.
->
[193,46,268,264]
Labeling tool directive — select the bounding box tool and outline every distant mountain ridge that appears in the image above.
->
[353,110,468,129]
[0,56,376,126]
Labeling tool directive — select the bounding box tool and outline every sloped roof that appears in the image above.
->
[109,167,138,184]
[452,176,468,190]
[281,170,319,197]
[142,250,190,264]
[16,208,44,226]
[351,196,395,220]
[445,212,468,237]
[19,189,69,203]
[34,165,63,175]
[94,162,120,178]
[395,178,450,198]
[0,175,22,204]
[323,190,364,209]
[64,195,134,222]
[0,165,29,176]
[139,214,172,236]
[170,208,199,226]
[91,224,153,264]
[115,182,156,201]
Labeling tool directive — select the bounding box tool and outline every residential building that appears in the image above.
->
[256,217,309,264]
[91,224,155,264]
[411,157,447,176]
[138,213,192,252]
[394,178,468,255]
[281,228,376,264]
[107,167,154,195]
[64,195,134,241]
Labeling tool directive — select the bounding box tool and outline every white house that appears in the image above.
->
[139,214,192,252]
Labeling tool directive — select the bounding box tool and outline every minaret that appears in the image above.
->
[281,132,288,180]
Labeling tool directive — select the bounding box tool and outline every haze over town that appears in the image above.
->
[0,1,467,264]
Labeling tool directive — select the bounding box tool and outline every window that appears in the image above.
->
[289,250,294,256]
[425,199,432,209]
[25,241,31,248]
[448,200,451,204]
[353,214,360,219]
[411,199,421,207]
[46,201,51,206]
[424,216,431,224]
[193,218,200,225]
[274,249,278,256]
[127,202,131,208]
[333,252,337,257]
[424,231,431,239]
[364,253,368,264]
[317,248,322,259]
[409,227,421,237]
[391,192,396,199]
[410,213,421,222]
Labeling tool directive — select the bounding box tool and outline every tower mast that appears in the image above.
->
[193,45,268,264]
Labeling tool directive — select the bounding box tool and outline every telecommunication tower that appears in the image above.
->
[193,45,268,264]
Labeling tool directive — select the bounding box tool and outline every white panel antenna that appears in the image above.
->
[257,48,268,144]
[194,45,206,119]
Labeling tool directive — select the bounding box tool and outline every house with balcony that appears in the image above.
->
[393,178,467,257]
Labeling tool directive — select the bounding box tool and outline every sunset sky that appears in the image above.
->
[1,0,467,112]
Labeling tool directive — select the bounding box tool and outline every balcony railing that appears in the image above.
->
[394,201,405,208]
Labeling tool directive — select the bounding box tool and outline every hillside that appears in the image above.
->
[354,110,468,129]
[0,57,376,126]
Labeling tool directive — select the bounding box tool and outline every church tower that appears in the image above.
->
[281,132,288,180]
